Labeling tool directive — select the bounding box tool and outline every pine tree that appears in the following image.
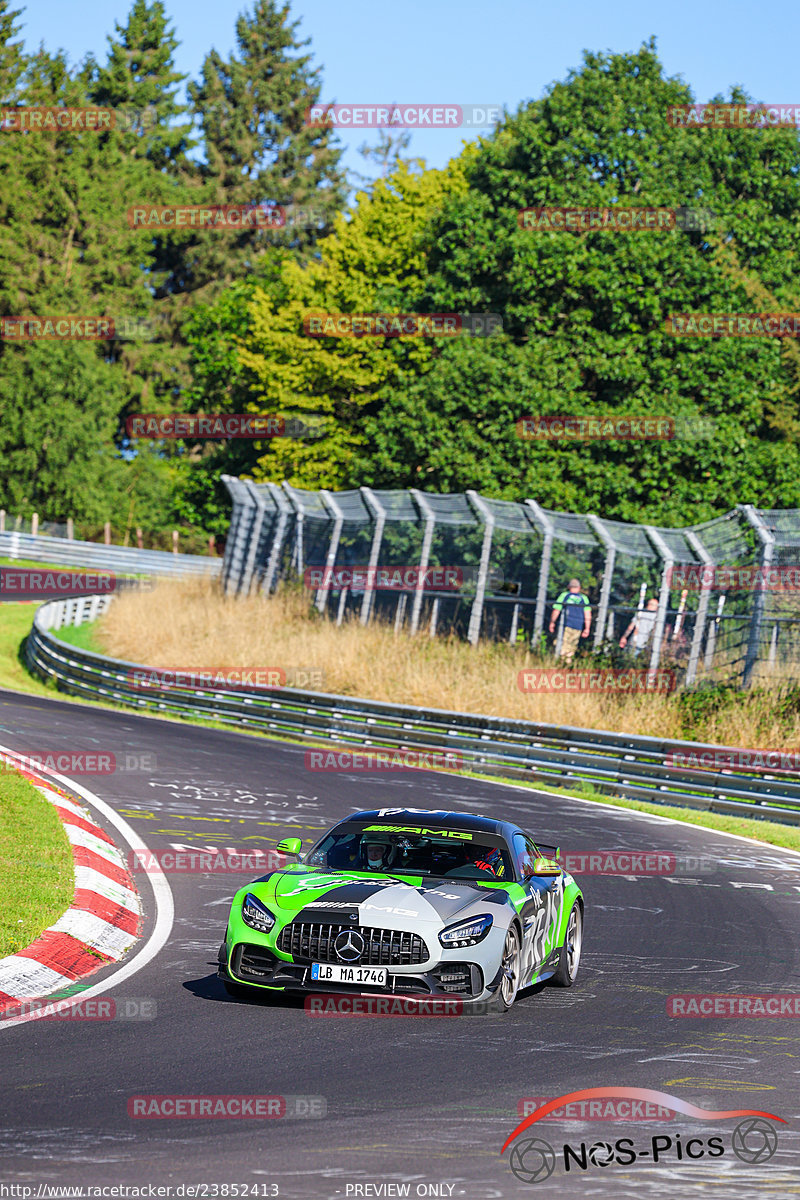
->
[182,0,346,299]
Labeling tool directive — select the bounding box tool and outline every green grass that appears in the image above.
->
[0,768,74,957]
[50,622,103,652]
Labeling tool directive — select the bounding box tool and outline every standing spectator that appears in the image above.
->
[549,579,592,663]
[620,597,659,656]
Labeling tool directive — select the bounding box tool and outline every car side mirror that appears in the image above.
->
[276,837,302,857]
[531,856,561,877]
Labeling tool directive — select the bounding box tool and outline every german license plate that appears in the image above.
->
[311,963,387,986]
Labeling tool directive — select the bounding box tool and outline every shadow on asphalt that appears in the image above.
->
[184,972,305,1009]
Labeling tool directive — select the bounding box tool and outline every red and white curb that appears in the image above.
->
[0,755,142,1009]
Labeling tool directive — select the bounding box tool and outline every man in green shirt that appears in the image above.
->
[549,578,592,664]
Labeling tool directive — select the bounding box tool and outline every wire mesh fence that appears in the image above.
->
[220,476,800,688]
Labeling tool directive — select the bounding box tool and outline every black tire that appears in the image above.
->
[551,902,582,987]
[487,925,522,1012]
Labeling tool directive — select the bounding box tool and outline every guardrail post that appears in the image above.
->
[585,515,616,649]
[410,490,436,635]
[739,505,776,687]
[644,527,674,671]
[316,490,345,613]
[524,500,553,643]
[466,490,495,646]
[684,531,714,686]
[360,487,386,625]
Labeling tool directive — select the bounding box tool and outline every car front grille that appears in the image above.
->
[277,922,429,966]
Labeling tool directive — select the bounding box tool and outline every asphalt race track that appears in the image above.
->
[1,688,799,1199]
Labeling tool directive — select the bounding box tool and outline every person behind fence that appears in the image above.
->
[549,579,591,663]
[619,597,659,656]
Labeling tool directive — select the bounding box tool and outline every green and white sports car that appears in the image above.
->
[218,807,584,1011]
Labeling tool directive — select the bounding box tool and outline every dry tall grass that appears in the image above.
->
[97,578,800,749]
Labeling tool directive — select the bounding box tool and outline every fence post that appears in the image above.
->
[524,500,553,643]
[739,505,775,687]
[644,527,674,671]
[585,514,616,649]
[410,490,435,635]
[67,517,74,540]
[104,522,111,545]
[260,483,291,595]
[239,483,267,596]
[31,512,39,537]
[466,490,495,646]
[0,510,4,533]
[172,529,179,555]
[282,484,305,578]
[316,491,345,613]
[360,487,386,626]
[684,531,714,686]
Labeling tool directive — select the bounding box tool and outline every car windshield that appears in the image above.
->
[305,822,513,880]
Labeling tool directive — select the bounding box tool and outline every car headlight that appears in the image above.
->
[438,914,493,947]
[241,893,275,934]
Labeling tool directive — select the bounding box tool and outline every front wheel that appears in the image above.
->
[488,925,521,1012]
[551,903,582,987]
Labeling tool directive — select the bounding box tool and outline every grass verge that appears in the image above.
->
[0,768,74,957]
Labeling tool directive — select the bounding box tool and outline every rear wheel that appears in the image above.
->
[551,903,582,987]
[488,925,521,1012]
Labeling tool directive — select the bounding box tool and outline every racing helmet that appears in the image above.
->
[474,846,504,877]
[359,833,397,871]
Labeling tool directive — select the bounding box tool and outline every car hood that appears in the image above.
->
[261,867,510,925]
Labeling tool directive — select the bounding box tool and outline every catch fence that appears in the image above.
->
[220,478,800,688]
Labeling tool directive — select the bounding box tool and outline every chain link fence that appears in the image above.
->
[221,476,800,688]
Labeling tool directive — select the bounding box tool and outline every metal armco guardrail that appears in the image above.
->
[24,595,800,828]
[0,530,222,578]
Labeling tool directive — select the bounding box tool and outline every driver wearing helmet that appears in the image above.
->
[359,834,397,872]
[472,846,505,877]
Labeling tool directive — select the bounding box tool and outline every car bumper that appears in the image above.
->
[219,940,504,1003]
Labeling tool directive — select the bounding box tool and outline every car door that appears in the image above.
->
[513,833,564,984]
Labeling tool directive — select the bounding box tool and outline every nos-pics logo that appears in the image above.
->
[501,1088,783,1184]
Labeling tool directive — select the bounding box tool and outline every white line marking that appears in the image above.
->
[0,744,174,1031]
